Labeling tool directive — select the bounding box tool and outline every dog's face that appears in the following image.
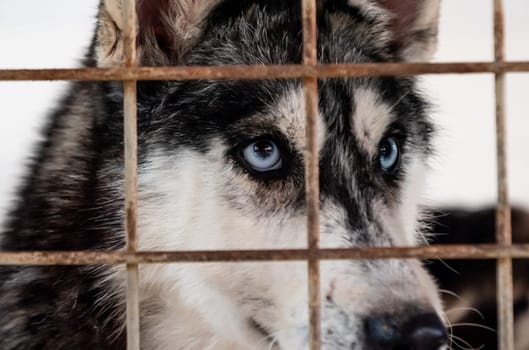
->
[97,0,444,349]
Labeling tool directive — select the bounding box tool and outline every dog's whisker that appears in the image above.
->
[444,306,485,320]
[387,90,411,114]
[448,334,483,350]
[439,289,464,300]
[436,259,462,275]
[449,322,496,333]
[259,329,282,350]
[443,311,455,350]
[267,337,279,350]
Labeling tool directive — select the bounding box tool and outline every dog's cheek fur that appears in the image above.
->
[110,146,311,348]
[116,88,321,348]
[135,147,310,252]
[378,156,430,246]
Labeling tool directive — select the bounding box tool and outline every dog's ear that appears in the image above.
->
[96,0,220,67]
[375,0,441,61]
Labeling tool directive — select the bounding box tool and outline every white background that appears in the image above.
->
[0,1,528,225]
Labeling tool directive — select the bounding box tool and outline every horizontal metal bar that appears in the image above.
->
[1,61,529,81]
[1,244,529,265]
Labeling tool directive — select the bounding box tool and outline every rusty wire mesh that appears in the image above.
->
[0,0,525,349]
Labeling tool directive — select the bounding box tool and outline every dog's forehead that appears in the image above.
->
[157,71,429,161]
[185,0,391,67]
[161,76,412,140]
[262,81,401,157]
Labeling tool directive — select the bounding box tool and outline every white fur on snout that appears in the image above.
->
[320,259,444,335]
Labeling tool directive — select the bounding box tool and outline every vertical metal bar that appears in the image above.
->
[493,0,514,349]
[122,0,140,349]
[301,0,320,349]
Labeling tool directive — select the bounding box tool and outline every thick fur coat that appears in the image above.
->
[0,1,447,349]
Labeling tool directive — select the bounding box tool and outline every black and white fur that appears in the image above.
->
[0,0,446,349]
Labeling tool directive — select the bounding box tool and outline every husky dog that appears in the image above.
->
[0,0,446,349]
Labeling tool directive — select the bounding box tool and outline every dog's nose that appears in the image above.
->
[403,313,447,349]
[365,312,448,350]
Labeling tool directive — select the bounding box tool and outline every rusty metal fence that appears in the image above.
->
[0,0,527,349]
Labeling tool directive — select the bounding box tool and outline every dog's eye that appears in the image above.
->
[378,136,400,174]
[242,139,283,173]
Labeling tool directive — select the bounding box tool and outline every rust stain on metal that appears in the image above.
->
[305,76,321,350]
[494,0,505,64]
[122,0,137,69]
[1,244,529,265]
[126,202,138,251]
[302,0,321,348]
[302,0,317,65]
[493,0,514,349]
[126,264,140,350]
[2,61,529,81]
[122,0,141,349]
[497,258,513,350]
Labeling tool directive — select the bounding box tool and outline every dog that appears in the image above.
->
[427,206,529,350]
[0,0,446,349]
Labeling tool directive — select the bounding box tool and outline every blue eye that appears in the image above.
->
[378,137,400,173]
[242,139,283,172]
